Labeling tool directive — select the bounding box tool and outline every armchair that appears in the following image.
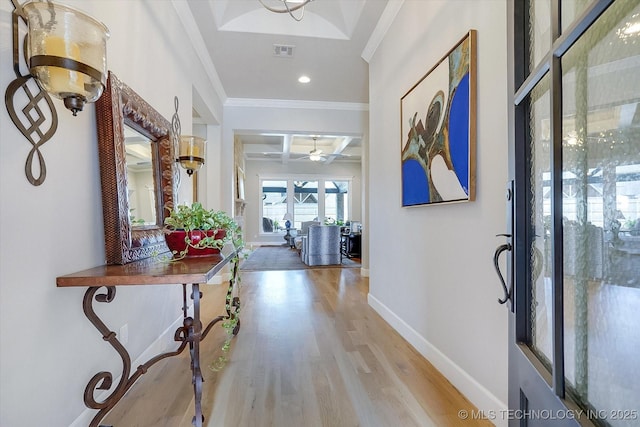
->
[301,225,341,266]
[294,220,320,251]
[262,217,274,232]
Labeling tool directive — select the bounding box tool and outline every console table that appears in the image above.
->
[56,250,241,427]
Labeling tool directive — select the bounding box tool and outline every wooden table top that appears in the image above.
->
[57,249,237,287]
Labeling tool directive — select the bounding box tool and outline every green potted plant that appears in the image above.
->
[164,202,243,259]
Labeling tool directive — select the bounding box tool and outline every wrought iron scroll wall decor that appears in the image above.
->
[5,1,57,186]
[172,96,206,177]
[171,96,182,189]
[4,0,109,186]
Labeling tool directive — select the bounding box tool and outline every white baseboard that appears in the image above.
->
[69,315,186,427]
[360,267,370,277]
[367,293,507,427]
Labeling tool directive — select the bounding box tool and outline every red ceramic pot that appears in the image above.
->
[165,229,226,257]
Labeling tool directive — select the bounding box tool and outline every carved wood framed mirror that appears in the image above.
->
[96,71,176,264]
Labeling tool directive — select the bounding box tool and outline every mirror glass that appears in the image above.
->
[124,126,157,227]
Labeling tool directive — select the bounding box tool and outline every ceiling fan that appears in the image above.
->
[305,137,325,162]
[293,137,355,162]
[258,135,355,162]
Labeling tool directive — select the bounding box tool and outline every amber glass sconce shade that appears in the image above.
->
[23,1,110,115]
[178,136,206,176]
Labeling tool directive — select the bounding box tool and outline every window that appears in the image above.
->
[324,180,349,224]
[261,180,287,232]
[259,176,352,233]
[293,180,319,228]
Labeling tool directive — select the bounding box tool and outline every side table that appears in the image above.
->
[341,233,362,258]
[284,229,298,248]
[56,250,241,427]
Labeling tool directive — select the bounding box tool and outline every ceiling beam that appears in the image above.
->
[281,134,293,164]
[325,136,352,164]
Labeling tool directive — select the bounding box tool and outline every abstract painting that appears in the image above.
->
[401,30,476,207]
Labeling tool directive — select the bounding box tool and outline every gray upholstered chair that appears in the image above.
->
[301,225,341,266]
[294,220,320,251]
[262,217,274,232]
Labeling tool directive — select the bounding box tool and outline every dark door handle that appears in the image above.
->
[493,236,512,305]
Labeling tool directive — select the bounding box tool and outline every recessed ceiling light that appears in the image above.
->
[298,75,311,83]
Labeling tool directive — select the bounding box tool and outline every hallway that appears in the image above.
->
[103,268,492,426]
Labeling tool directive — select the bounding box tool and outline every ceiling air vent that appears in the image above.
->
[273,44,295,58]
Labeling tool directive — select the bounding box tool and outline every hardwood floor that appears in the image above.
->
[103,268,492,427]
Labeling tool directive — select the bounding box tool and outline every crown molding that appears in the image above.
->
[171,0,227,103]
[361,0,405,63]
[225,98,369,111]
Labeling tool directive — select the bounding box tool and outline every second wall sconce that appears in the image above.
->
[5,0,109,185]
[171,96,206,177]
[178,135,206,176]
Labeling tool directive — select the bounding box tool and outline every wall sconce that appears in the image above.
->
[178,135,206,176]
[5,0,109,186]
[171,96,206,177]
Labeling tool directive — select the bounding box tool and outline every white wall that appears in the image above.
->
[201,124,223,209]
[368,0,509,423]
[0,1,223,426]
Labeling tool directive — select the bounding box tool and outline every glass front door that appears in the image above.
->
[509,0,640,425]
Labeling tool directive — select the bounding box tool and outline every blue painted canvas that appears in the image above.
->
[400,30,476,206]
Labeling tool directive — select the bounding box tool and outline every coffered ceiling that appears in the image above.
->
[240,133,362,164]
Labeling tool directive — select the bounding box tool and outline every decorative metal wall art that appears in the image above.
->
[5,1,57,186]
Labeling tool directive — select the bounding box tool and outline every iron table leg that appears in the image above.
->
[190,283,204,427]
